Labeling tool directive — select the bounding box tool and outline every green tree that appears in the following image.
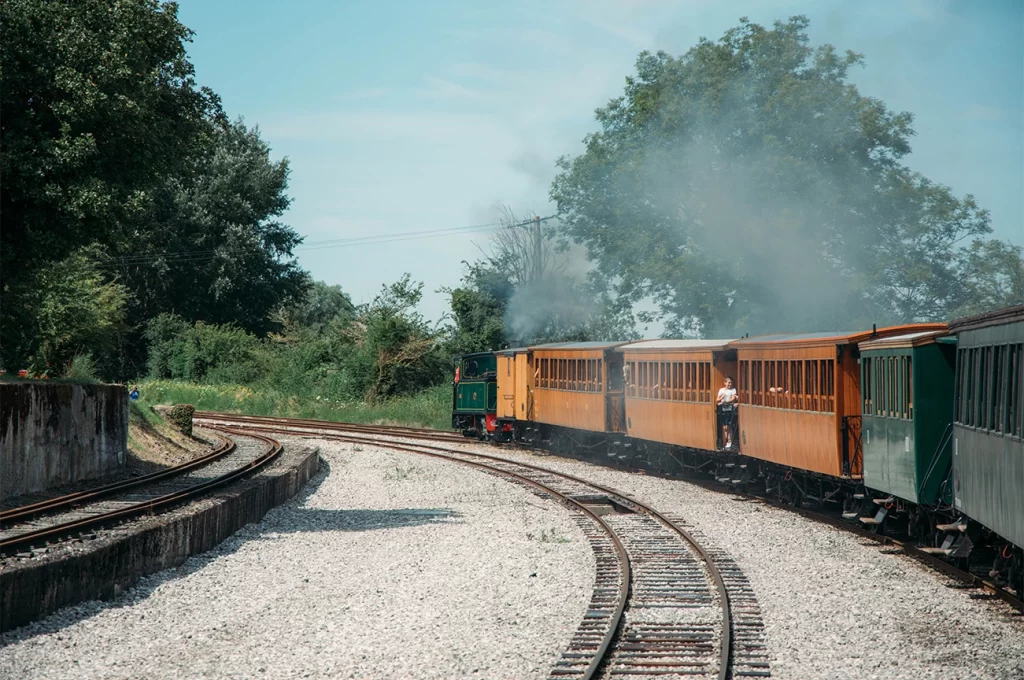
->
[0,0,222,371]
[446,262,513,355]
[0,0,220,291]
[551,16,1013,335]
[145,313,262,383]
[446,208,625,352]
[112,118,309,373]
[11,247,129,374]
[952,240,1024,318]
[344,274,447,401]
[276,280,355,333]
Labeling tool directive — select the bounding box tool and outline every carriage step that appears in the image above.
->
[919,547,955,556]
[842,511,859,520]
[853,493,866,500]
[936,519,968,532]
[859,505,889,526]
[872,496,894,505]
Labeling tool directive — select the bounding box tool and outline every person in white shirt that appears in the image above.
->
[716,377,738,449]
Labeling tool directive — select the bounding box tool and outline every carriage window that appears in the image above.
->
[954,350,964,424]
[979,348,988,428]
[906,356,913,420]
[1008,344,1022,437]
[991,346,1004,432]
[694,362,703,402]
[597,359,603,392]
[1012,344,1023,437]
[862,358,872,415]
[785,360,793,409]
[755,360,764,406]
[966,348,974,426]
[740,360,748,403]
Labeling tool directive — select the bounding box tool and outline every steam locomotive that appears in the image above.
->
[452,306,1024,594]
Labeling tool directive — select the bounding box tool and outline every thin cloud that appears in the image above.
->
[966,105,1010,122]
[417,75,485,101]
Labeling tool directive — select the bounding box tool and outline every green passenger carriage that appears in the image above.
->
[859,330,957,508]
[949,306,1024,553]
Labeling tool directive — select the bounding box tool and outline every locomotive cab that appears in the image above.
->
[452,352,498,438]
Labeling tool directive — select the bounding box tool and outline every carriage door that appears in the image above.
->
[515,352,532,421]
[605,351,626,433]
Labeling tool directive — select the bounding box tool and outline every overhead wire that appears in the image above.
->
[97,215,557,269]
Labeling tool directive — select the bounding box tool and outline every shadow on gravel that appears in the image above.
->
[0,455,462,643]
[250,506,462,537]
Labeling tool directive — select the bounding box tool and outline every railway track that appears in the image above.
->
[0,429,282,558]
[197,413,770,679]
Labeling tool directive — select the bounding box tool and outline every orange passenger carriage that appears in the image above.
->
[527,342,628,435]
[618,340,737,452]
[730,325,945,479]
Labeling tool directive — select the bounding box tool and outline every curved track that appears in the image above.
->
[208,414,1022,614]
[0,429,282,557]
[198,413,769,679]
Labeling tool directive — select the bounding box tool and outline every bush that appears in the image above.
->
[8,247,128,375]
[146,314,262,383]
[65,354,99,382]
[167,404,195,436]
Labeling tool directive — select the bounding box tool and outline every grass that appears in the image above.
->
[137,380,453,430]
[126,400,166,452]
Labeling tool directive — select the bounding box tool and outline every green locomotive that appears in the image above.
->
[451,352,497,438]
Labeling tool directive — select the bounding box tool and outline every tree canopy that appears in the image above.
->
[0,0,307,376]
[551,16,1022,336]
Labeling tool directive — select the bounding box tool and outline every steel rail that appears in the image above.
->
[225,424,631,680]
[193,411,461,440]
[0,429,281,557]
[0,436,235,527]
[205,410,1024,662]
[206,416,735,679]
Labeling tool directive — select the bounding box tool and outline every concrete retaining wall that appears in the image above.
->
[0,444,320,632]
[0,383,128,501]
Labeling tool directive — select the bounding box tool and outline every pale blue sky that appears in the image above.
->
[178,0,1024,322]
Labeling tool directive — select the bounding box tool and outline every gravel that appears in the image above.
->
[0,440,594,679]
[462,444,1024,680]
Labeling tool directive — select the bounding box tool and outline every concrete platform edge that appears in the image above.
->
[1,444,321,632]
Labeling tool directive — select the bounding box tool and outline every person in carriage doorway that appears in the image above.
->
[716,377,738,450]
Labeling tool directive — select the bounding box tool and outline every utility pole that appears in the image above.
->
[533,215,542,282]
